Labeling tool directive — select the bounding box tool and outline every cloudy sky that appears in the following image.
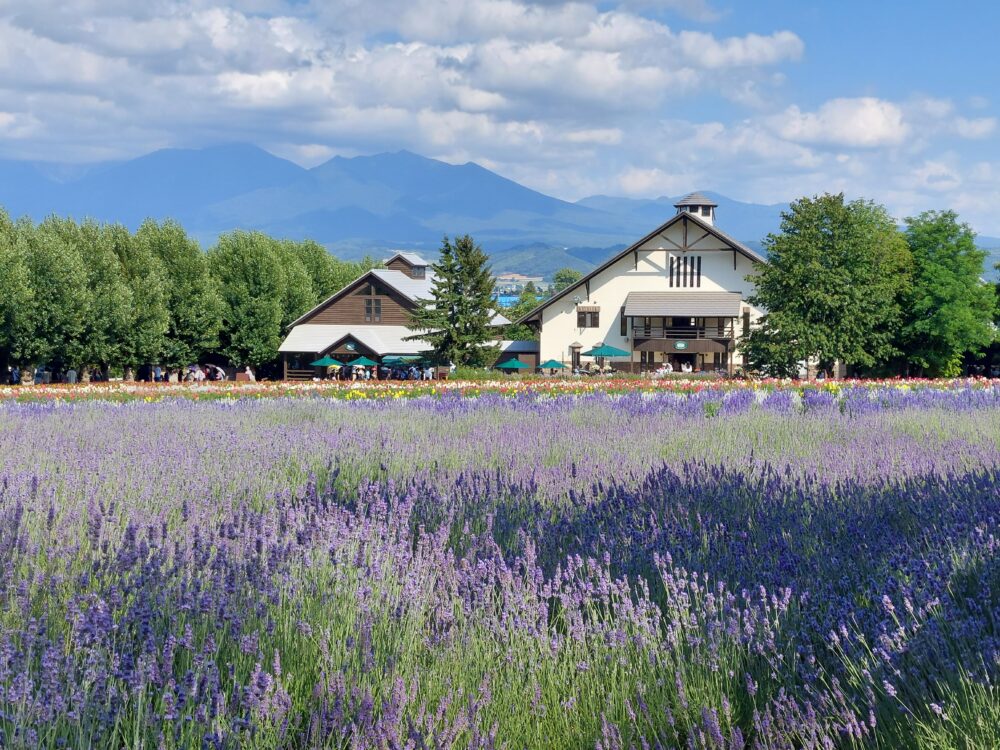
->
[2,0,999,231]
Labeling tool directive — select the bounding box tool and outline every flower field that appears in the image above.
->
[0,385,998,747]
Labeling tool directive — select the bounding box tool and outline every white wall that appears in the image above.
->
[538,217,764,366]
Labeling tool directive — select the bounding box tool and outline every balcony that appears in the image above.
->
[631,322,734,339]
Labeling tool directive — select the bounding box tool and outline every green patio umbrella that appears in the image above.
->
[349,356,379,366]
[582,344,630,358]
[310,355,344,367]
[538,359,567,369]
[496,359,530,370]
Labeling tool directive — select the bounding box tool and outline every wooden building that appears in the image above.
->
[516,194,765,374]
[279,252,512,379]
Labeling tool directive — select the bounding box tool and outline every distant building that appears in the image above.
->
[516,193,764,373]
[279,252,510,379]
[494,272,545,294]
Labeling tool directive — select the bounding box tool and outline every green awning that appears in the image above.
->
[538,359,567,369]
[582,344,630,358]
[310,355,344,367]
[496,359,530,369]
[384,356,423,365]
[348,356,379,366]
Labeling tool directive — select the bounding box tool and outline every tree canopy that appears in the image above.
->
[897,211,996,376]
[552,267,583,293]
[0,210,376,377]
[742,194,912,376]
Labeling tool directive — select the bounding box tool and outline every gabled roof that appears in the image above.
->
[370,269,436,301]
[288,266,510,329]
[287,267,434,328]
[387,251,430,266]
[515,210,764,325]
[278,324,430,356]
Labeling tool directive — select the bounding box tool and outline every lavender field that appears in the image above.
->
[1,386,998,748]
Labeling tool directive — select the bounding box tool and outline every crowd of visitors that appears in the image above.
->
[4,363,257,385]
[318,363,441,382]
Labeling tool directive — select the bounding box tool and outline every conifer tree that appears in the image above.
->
[408,235,499,365]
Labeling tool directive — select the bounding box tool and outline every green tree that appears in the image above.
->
[742,194,912,376]
[552,267,583,293]
[103,223,170,371]
[76,219,133,373]
[897,211,996,376]
[209,231,288,367]
[273,240,316,328]
[137,220,224,367]
[409,235,499,365]
[27,218,92,370]
[0,211,35,375]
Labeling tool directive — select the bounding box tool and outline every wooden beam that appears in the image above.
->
[585,279,590,300]
[682,216,688,248]
[658,233,682,250]
[634,248,638,270]
[687,230,711,249]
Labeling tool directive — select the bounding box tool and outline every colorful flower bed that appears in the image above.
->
[2,375,1000,403]
[0,391,997,747]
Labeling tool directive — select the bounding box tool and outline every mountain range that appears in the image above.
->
[1,144,997,278]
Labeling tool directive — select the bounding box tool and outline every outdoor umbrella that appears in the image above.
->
[581,344,630,374]
[496,359,530,370]
[310,355,344,367]
[581,344,630,357]
[538,359,567,369]
[349,356,379,366]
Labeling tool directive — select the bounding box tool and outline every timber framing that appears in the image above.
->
[515,210,764,325]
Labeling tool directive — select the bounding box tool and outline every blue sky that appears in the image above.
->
[1,0,998,232]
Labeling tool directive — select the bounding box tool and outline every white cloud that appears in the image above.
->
[564,128,623,145]
[773,97,909,148]
[0,1,998,233]
[953,116,996,139]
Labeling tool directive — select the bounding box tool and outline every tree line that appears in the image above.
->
[0,210,379,379]
[743,195,997,377]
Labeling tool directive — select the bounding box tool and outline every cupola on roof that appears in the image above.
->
[673,192,718,224]
[673,192,718,209]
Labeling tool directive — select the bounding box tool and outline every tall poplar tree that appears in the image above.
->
[28,218,92,370]
[137,219,224,367]
[0,211,34,375]
[408,235,499,365]
[742,194,912,376]
[209,231,288,367]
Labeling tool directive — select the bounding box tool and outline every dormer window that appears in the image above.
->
[701,206,712,217]
[411,266,426,279]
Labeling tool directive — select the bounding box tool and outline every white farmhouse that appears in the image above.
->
[517,193,765,373]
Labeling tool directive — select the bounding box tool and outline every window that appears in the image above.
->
[365,298,382,323]
[411,266,426,279]
[577,310,599,328]
[620,307,627,336]
[669,255,701,288]
[701,206,712,217]
[571,347,581,369]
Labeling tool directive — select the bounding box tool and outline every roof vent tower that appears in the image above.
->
[673,192,718,226]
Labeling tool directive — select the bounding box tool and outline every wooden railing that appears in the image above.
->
[631,323,734,339]
[285,368,315,381]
